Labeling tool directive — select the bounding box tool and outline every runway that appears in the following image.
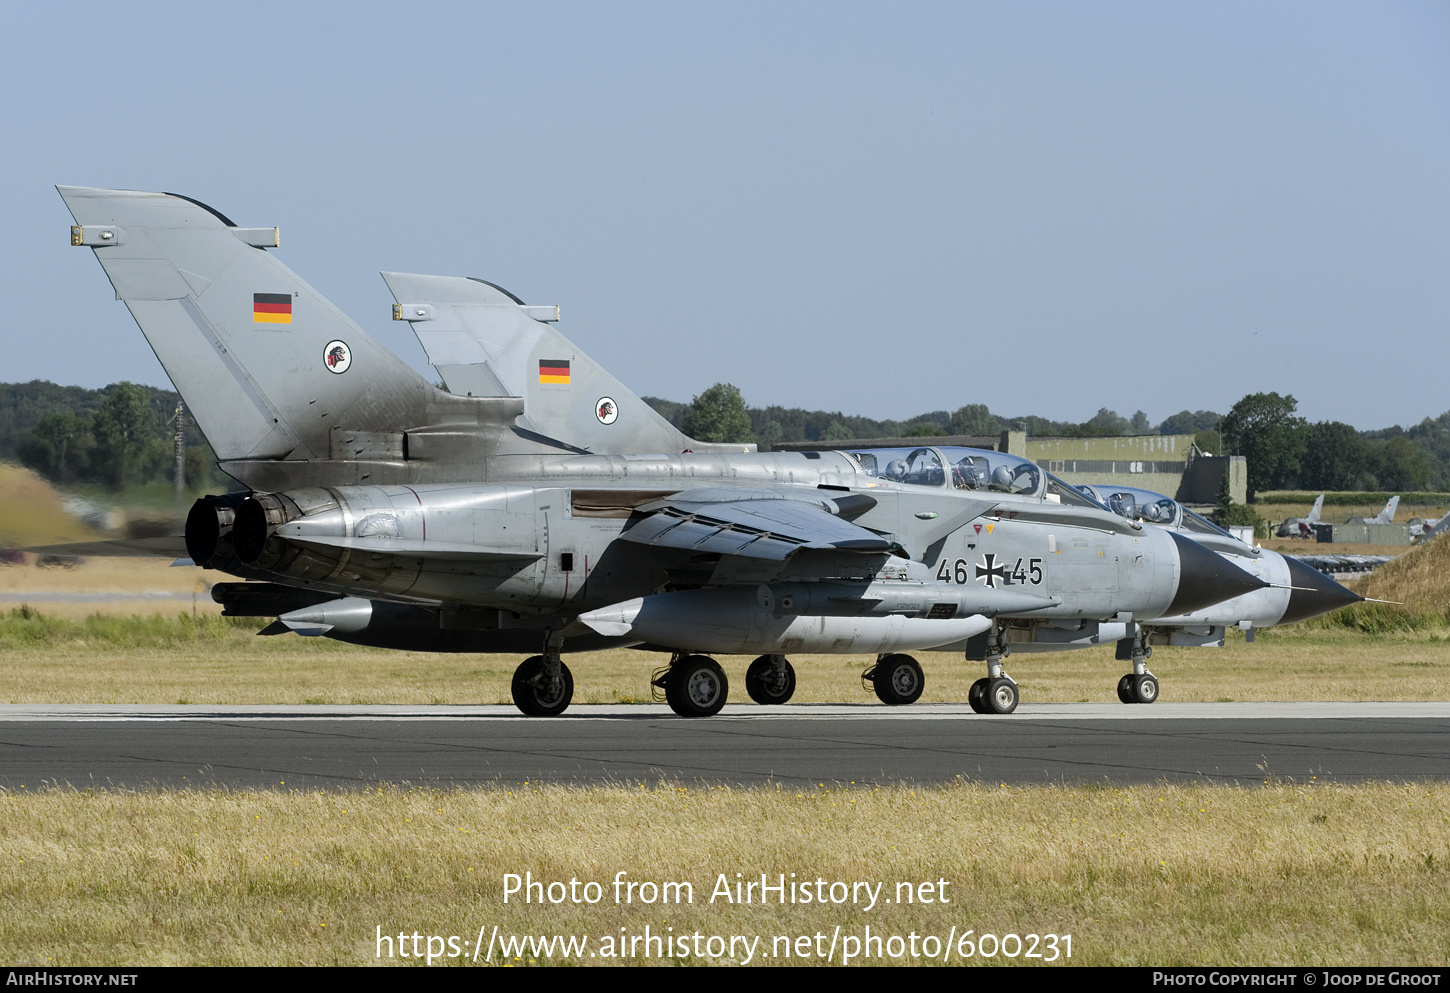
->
[1,703,1448,789]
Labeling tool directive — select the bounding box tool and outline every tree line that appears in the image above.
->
[6,379,1448,499]
[656,385,1450,498]
[1218,392,1445,500]
[0,381,225,493]
[646,386,1224,452]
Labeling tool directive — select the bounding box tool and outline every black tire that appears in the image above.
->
[985,677,1018,715]
[1131,673,1159,705]
[511,656,574,717]
[968,677,990,714]
[745,655,796,705]
[666,655,729,717]
[1117,673,1135,704]
[871,654,924,706]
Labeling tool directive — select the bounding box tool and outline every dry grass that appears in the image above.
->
[0,464,99,547]
[1254,500,1408,527]
[1352,534,1450,618]
[0,558,208,595]
[0,782,1446,966]
[0,558,220,619]
[1260,540,1408,557]
[0,607,1447,705]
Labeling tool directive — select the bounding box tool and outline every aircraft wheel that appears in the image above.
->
[968,677,991,714]
[872,654,924,706]
[1116,673,1135,704]
[1130,673,1159,705]
[666,655,729,717]
[511,656,574,717]
[985,677,1019,715]
[745,655,796,705]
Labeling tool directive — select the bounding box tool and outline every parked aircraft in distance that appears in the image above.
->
[1411,513,1449,544]
[1345,496,1399,526]
[1275,494,1324,538]
[59,186,1281,716]
[1075,484,1361,702]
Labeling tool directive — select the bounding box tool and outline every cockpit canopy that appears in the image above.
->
[846,446,1043,496]
[1075,484,1236,539]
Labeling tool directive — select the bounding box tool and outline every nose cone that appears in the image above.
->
[1166,531,1269,615]
[1278,555,1363,624]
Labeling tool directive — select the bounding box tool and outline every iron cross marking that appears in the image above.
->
[976,553,1008,588]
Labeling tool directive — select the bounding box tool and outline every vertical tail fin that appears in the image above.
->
[1305,494,1323,524]
[381,272,752,455]
[58,187,510,486]
[1374,495,1400,524]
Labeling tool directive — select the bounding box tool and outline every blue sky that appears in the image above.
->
[4,2,1448,430]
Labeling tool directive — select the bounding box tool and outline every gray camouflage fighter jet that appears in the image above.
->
[1075,484,1361,702]
[57,186,1269,717]
[1345,495,1400,526]
[1275,494,1324,539]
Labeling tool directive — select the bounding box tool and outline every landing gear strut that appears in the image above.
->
[1115,631,1159,704]
[968,623,1018,714]
[745,654,796,705]
[653,652,730,717]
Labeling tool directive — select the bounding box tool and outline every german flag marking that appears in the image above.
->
[538,359,570,384]
[254,292,293,324]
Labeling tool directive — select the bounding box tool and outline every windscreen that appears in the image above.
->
[1045,473,1112,509]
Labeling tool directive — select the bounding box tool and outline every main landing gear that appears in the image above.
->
[745,654,796,705]
[967,624,1018,715]
[1115,631,1159,704]
[653,653,731,717]
[511,653,574,717]
[864,653,925,706]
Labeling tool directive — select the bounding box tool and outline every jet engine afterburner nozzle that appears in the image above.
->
[183,492,249,568]
[232,492,304,566]
[1165,531,1270,616]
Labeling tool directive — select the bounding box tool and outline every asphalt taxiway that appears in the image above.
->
[0,703,1447,789]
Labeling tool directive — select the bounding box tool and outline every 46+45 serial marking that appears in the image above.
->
[937,554,1043,588]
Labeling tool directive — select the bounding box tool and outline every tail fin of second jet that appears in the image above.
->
[1305,494,1324,525]
[381,271,752,455]
[1373,495,1400,524]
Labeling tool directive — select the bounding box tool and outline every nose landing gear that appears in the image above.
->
[1115,631,1159,704]
[967,623,1018,714]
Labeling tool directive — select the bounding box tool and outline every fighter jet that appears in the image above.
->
[1075,485,1361,701]
[57,186,1268,717]
[1275,494,1324,539]
[1411,512,1449,544]
[1345,495,1399,526]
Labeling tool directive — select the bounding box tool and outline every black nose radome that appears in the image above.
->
[1278,555,1363,625]
[1166,531,1269,616]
